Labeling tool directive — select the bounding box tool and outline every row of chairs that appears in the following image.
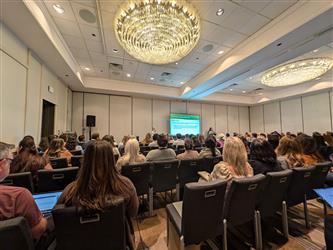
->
[0,167,79,193]
[166,162,332,250]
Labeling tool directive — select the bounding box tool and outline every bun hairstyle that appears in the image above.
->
[205,135,217,157]
[184,138,193,150]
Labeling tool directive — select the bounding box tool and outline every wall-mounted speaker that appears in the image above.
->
[86,115,96,127]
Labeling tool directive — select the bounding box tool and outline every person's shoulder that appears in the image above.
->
[0,185,33,199]
[118,174,136,190]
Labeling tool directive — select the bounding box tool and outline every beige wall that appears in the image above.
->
[72,92,250,142]
[250,90,333,134]
[0,22,72,145]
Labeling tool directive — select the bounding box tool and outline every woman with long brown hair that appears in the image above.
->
[276,136,304,169]
[44,138,72,164]
[57,140,138,249]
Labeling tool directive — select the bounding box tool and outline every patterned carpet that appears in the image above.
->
[133,195,327,250]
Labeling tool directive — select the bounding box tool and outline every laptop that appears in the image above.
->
[33,191,62,215]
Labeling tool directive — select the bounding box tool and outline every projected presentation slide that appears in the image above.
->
[170,113,201,135]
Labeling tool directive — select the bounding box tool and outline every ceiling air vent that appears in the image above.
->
[109,63,123,71]
[161,72,172,77]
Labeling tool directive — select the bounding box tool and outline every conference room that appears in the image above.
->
[1,0,333,249]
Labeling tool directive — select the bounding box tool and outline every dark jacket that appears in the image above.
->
[249,159,283,175]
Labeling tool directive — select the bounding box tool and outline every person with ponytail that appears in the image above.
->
[198,135,221,158]
[11,136,52,185]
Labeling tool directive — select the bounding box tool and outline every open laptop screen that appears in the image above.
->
[33,191,62,213]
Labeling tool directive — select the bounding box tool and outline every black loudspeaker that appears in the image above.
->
[86,115,96,127]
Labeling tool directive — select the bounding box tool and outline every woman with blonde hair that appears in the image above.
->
[142,133,153,146]
[116,138,146,171]
[276,136,304,169]
[201,137,253,182]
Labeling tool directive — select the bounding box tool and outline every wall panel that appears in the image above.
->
[66,88,72,131]
[302,92,331,134]
[239,106,250,134]
[171,101,186,113]
[202,104,215,134]
[264,102,281,133]
[133,98,152,139]
[187,102,201,115]
[215,105,228,133]
[227,106,239,133]
[110,96,132,141]
[281,98,302,133]
[72,92,84,135]
[152,99,170,134]
[250,105,264,132]
[331,91,333,130]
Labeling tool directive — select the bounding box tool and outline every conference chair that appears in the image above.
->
[176,148,185,155]
[178,158,204,199]
[325,214,333,249]
[52,198,126,250]
[37,167,79,193]
[69,150,82,156]
[121,162,153,215]
[151,160,179,203]
[307,162,332,200]
[199,156,222,173]
[140,146,150,154]
[0,217,34,250]
[256,170,293,246]
[223,174,266,250]
[166,180,227,250]
[0,172,34,193]
[50,158,68,169]
[286,166,316,228]
[71,155,83,168]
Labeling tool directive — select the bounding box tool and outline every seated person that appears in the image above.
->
[172,133,185,149]
[296,134,324,166]
[77,134,86,150]
[44,138,72,164]
[198,136,221,158]
[249,138,283,175]
[276,136,304,169]
[118,135,130,154]
[148,133,159,148]
[102,135,120,156]
[176,138,199,160]
[65,134,83,152]
[91,133,100,141]
[146,134,177,161]
[199,137,253,184]
[116,138,146,171]
[38,137,49,153]
[11,136,52,185]
[57,140,138,249]
[142,133,153,146]
[0,142,48,241]
[216,133,225,148]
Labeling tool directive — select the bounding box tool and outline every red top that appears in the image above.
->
[0,185,42,228]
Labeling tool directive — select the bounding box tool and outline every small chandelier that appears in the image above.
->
[114,0,200,65]
[261,57,333,87]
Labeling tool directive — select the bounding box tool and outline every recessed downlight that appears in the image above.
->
[126,73,131,77]
[175,62,178,65]
[230,89,233,91]
[112,48,119,53]
[180,81,185,84]
[216,8,224,16]
[53,4,64,14]
[84,67,90,71]
[217,50,224,55]
[313,49,319,53]
[150,77,155,80]
[242,90,246,93]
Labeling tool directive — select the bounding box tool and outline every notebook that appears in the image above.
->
[33,191,62,214]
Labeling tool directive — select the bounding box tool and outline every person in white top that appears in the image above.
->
[148,133,159,148]
[172,134,185,149]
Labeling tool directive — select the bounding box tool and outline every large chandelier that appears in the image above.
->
[261,57,333,87]
[114,0,200,65]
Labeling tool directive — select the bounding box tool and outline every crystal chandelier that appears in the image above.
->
[261,57,333,87]
[114,0,200,65]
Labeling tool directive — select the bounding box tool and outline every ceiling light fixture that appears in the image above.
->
[180,81,185,84]
[217,50,224,55]
[242,90,246,93]
[175,62,178,65]
[112,48,118,53]
[84,67,90,71]
[53,4,65,14]
[126,73,131,77]
[150,77,155,80]
[261,57,333,87]
[230,89,233,91]
[216,8,224,16]
[312,49,319,53]
[114,0,200,64]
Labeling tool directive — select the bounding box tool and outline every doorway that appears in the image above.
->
[41,100,55,137]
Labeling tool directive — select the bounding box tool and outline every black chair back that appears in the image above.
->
[71,155,83,168]
[151,160,179,193]
[70,150,82,156]
[178,158,203,188]
[0,172,34,193]
[258,169,293,218]
[121,162,151,196]
[52,198,126,250]
[140,146,150,154]
[182,180,227,245]
[37,167,79,192]
[50,158,68,169]
[325,214,333,249]
[176,149,185,155]
[198,156,222,173]
[287,166,316,207]
[224,174,266,226]
[0,217,34,250]
[307,162,332,199]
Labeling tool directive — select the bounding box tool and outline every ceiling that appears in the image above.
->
[42,0,298,87]
[1,0,332,105]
